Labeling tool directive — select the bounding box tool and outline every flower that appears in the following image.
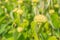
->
[54,4,59,8]
[5,0,9,3]
[48,36,58,40]
[6,13,9,17]
[34,15,47,23]
[17,0,23,4]
[13,8,18,12]
[1,6,5,9]
[17,9,23,15]
[32,0,38,3]
[49,9,55,14]
[17,27,23,32]
[0,1,2,4]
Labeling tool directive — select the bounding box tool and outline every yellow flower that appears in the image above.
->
[13,8,18,12]
[49,9,55,14]
[34,15,47,23]
[17,0,23,4]
[48,36,58,40]
[1,6,5,9]
[17,27,23,32]
[54,4,59,8]
[0,1,2,4]
[32,0,38,3]
[5,0,9,3]
[17,9,23,15]
[6,13,9,17]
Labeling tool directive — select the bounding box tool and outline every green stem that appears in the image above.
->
[31,22,39,40]
[0,16,6,23]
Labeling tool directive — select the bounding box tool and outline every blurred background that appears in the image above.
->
[0,0,60,40]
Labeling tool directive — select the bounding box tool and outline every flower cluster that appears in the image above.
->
[34,15,47,23]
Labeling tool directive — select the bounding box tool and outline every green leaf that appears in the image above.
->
[51,13,60,28]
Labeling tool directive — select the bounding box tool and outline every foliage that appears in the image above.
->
[0,0,60,40]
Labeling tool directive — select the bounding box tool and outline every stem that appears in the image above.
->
[31,22,39,40]
[33,31,39,40]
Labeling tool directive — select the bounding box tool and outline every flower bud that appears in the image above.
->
[17,27,23,32]
[54,4,59,8]
[1,6,5,9]
[49,9,55,14]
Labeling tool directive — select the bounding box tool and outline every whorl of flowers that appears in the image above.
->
[34,14,47,23]
[13,8,23,15]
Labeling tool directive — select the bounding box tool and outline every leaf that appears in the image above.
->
[7,37,14,40]
[0,20,12,34]
[50,13,60,28]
